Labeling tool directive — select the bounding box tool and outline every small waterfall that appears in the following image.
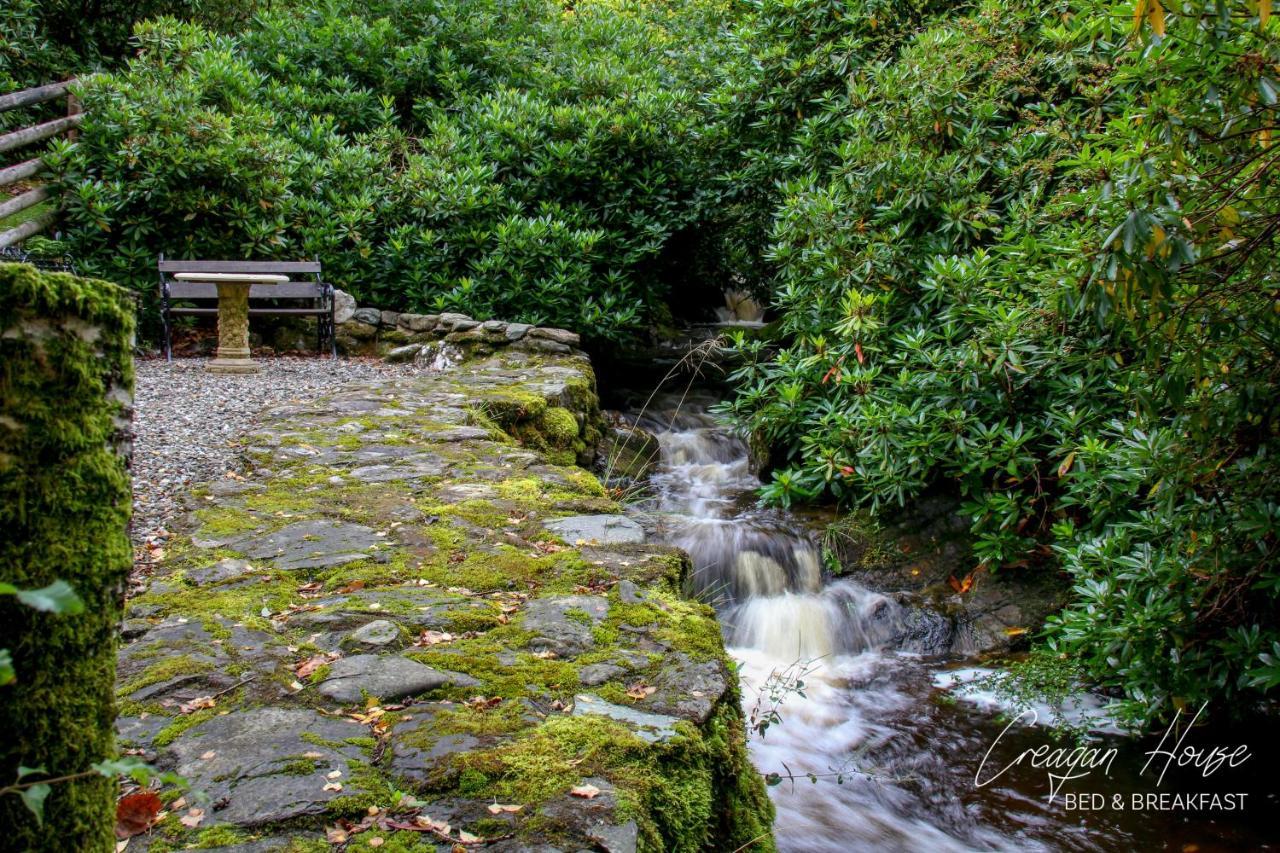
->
[634,394,1006,850]
[728,583,904,661]
[623,389,1272,852]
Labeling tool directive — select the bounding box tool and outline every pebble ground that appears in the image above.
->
[130,356,417,545]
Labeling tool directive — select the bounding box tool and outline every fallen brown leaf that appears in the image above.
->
[295,652,340,679]
[115,791,163,839]
[625,682,657,700]
[178,807,205,829]
[178,695,216,715]
[414,630,455,647]
[570,784,601,799]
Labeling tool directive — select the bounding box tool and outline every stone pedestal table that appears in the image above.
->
[174,272,290,374]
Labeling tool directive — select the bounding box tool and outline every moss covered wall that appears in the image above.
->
[0,263,135,851]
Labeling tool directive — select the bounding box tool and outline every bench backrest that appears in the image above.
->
[159,257,325,300]
[159,259,321,275]
[167,281,325,299]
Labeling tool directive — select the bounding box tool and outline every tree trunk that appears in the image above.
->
[0,262,135,851]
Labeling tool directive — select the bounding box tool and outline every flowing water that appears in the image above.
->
[622,391,1274,853]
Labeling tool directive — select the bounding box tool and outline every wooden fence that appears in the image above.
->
[0,80,82,249]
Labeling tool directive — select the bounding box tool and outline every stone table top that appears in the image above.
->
[173,272,290,283]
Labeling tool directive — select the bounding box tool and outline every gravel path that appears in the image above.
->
[131,357,418,545]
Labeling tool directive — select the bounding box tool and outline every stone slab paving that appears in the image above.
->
[117,349,772,852]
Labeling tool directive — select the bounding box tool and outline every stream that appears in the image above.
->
[619,389,1274,853]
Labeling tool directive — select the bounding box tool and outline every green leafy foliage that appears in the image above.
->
[718,0,1280,728]
[0,581,85,615]
[0,581,85,686]
[0,0,77,108]
[55,0,733,343]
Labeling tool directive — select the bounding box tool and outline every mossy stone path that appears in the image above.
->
[117,349,773,852]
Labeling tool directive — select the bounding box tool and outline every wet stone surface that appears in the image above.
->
[317,654,458,704]
[220,520,385,570]
[118,349,772,851]
[164,708,370,826]
[543,513,645,545]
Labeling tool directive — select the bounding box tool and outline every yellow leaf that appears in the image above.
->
[1057,451,1076,479]
[1148,0,1166,36]
[1262,0,1271,28]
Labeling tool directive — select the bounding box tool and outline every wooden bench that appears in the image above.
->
[159,256,336,360]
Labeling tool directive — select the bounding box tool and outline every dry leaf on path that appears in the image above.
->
[114,791,163,839]
[625,683,656,700]
[487,803,523,814]
[570,784,601,799]
[178,696,216,714]
[295,652,339,678]
[414,630,454,646]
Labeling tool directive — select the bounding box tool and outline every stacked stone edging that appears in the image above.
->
[332,289,582,360]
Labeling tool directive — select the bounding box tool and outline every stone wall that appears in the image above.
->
[0,263,135,851]
[332,290,584,362]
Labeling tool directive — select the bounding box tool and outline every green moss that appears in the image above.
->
[412,544,600,593]
[439,607,504,633]
[192,826,248,848]
[541,407,580,448]
[301,731,347,752]
[457,767,490,795]
[406,632,585,703]
[453,715,649,803]
[554,466,607,498]
[324,761,400,817]
[153,706,218,748]
[651,596,727,663]
[494,477,543,502]
[478,388,549,427]
[564,607,593,626]
[343,834,434,853]
[278,757,320,776]
[116,655,215,698]
[122,571,297,635]
[429,701,538,738]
